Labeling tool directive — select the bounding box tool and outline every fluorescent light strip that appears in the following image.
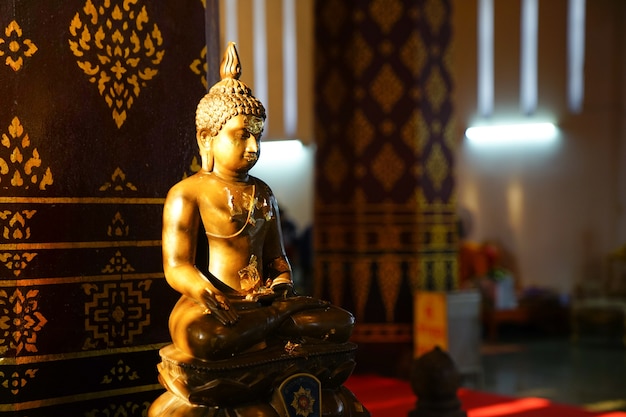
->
[568,0,586,113]
[520,0,538,115]
[465,123,558,144]
[478,0,494,117]
[282,0,297,137]
[253,0,269,117]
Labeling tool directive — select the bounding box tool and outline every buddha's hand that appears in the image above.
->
[272,283,297,299]
[200,289,239,326]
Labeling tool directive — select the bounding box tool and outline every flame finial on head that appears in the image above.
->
[220,42,242,81]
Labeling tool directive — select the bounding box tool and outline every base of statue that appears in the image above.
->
[148,342,370,417]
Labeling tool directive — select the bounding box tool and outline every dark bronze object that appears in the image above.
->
[409,346,466,417]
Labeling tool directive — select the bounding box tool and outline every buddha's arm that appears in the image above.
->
[264,196,294,290]
[162,187,238,324]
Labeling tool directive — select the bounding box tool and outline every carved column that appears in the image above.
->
[313,0,457,362]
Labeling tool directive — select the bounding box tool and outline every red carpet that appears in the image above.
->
[345,375,626,417]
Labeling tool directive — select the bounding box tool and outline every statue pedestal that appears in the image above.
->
[149,342,370,417]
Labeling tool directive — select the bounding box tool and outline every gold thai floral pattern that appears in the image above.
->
[0,252,38,277]
[99,167,137,191]
[101,359,139,384]
[190,46,208,90]
[0,21,38,71]
[0,210,36,240]
[0,369,38,395]
[82,280,151,348]
[0,117,53,190]
[0,289,47,355]
[68,0,165,128]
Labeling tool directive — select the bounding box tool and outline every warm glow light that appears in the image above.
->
[467,397,550,417]
[465,122,558,145]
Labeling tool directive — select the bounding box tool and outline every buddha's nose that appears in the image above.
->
[246,136,259,154]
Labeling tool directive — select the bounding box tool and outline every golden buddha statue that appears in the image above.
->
[150,42,368,417]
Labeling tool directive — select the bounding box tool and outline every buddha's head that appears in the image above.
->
[196,42,266,172]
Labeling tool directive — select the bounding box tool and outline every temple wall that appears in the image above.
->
[0,1,215,414]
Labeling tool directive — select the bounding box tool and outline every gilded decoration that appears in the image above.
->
[401,109,428,155]
[101,359,140,384]
[424,0,446,35]
[82,280,151,348]
[350,109,374,156]
[425,142,448,191]
[0,288,47,355]
[350,260,372,320]
[322,70,346,113]
[99,167,138,191]
[371,143,405,191]
[68,0,165,129]
[349,33,373,78]
[425,66,447,113]
[400,33,427,78]
[190,46,208,90]
[320,0,348,37]
[377,255,402,322]
[107,212,130,237]
[101,250,135,273]
[85,401,151,417]
[1,117,54,190]
[323,146,348,191]
[0,210,36,240]
[369,0,403,34]
[370,64,403,114]
[0,369,38,395]
[0,252,37,277]
[0,21,38,71]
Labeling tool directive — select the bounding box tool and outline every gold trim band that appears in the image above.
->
[0,343,169,366]
[0,197,165,204]
[0,240,161,250]
[0,272,165,287]
[0,383,164,411]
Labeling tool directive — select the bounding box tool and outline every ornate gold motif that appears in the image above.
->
[425,66,447,113]
[369,0,403,34]
[85,401,151,417]
[377,254,402,322]
[350,260,372,320]
[370,64,403,114]
[0,288,47,355]
[190,46,208,90]
[1,117,54,190]
[107,212,129,237]
[350,110,374,156]
[349,33,373,77]
[322,70,346,113]
[82,280,151,348]
[101,250,135,273]
[425,142,448,191]
[371,142,405,191]
[424,0,446,35]
[290,386,315,417]
[101,359,140,384]
[0,21,38,71]
[400,32,427,78]
[401,109,428,154]
[0,368,38,395]
[323,146,348,191]
[99,167,137,191]
[68,0,165,128]
[0,210,36,240]
[0,252,37,277]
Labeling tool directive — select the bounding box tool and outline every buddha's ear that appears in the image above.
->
[197,129,214,172]
[197,128,212,150]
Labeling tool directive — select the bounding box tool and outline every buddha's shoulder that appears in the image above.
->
[165,172,216,199]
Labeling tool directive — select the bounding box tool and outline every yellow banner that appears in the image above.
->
[414,291,448,357]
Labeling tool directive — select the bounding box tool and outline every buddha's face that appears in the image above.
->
[208,114,264,178]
